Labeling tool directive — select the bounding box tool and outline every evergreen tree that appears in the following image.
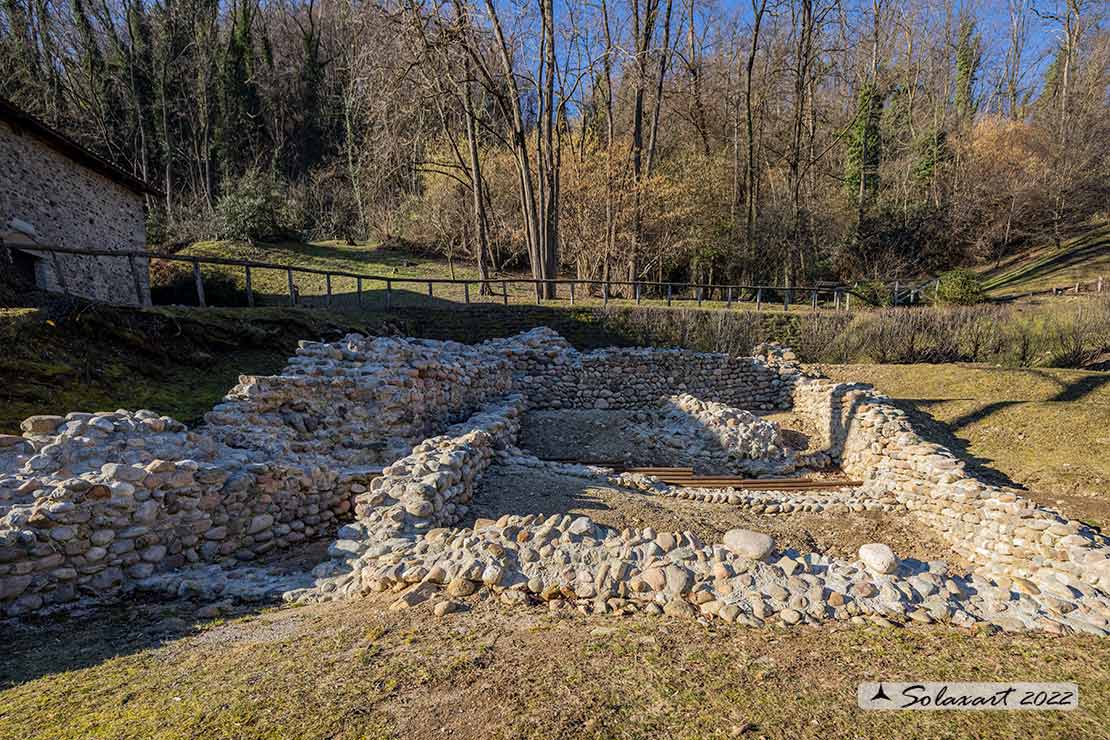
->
[955,16,982,121]
[913,127,949,184]
[845,81,883,205]
[217,0,265,180]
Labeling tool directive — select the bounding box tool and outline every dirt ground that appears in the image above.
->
[466,466,964,567]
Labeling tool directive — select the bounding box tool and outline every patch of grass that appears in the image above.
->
[0,305,405,433]
[1,599,1107,740]
[978,223,1110,297]
[819,363,1110,528]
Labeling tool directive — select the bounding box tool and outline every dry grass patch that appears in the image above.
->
[1,596,1108,739]
[819,363,1110,528]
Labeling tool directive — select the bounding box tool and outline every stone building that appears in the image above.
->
[0,98,159,306]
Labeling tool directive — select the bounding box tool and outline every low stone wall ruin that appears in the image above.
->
[484,328,798,411]
[791,377,1110,599]
[3,327,1109,636]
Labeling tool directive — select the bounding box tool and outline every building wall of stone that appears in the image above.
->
[0,119,150,306]
[792,377,1110,598]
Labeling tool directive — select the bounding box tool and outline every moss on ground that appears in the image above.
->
[0,305,404,433]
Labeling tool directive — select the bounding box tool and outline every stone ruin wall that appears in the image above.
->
[4,326,1107,622]
[0,329,800,616]
[792,378,1110,599]
[0,335,514,616]
[489,328,797,411]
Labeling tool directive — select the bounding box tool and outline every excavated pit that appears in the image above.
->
[466,465,966,566]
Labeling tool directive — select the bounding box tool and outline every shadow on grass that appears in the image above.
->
[936,370,1110,435]
[0,592,283,689]
[861,396,1029,491]
[986,227,1110,292]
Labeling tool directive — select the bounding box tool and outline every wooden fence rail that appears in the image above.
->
[6,243,980,312]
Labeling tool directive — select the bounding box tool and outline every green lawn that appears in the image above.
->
[1,593,1106,740]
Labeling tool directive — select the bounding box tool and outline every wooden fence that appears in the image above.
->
[6,244,937,312]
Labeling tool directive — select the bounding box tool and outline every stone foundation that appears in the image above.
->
[3,328,1109,635]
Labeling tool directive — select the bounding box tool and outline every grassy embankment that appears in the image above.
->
[978,223,1110,299]
[0,305,403,432]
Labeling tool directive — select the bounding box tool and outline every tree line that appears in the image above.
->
[2,0,1108,291]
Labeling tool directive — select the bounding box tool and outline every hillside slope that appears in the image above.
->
[977,224,1110,297]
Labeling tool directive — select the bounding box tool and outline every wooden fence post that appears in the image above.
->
[427,281,433,298]
[666,283,672,306]
[697,287,703,307]
[49,251,69,295]
[502,280,508,305]
[244,264,254,307]
[783,289,788,312]
[385,279,392,309]
[463,282,470,304]
[357,276,363,306]
[756,287,762,311]
[569,281,576,305]
[127,254,148,307]
[811,290,817,311]
[326,273,333,305]
[846,291,851,311]
[635,282,641,304]
[726,287,733,308]
[603,280,609,306]
[193,258,206,307]
[536,280,541,305]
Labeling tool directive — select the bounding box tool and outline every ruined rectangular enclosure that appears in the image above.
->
[2,328,1108,636]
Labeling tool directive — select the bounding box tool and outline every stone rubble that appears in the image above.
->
[664,393,786,461]
[2,327,1109,637]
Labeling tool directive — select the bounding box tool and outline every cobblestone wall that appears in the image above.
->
[0,333,514,615]
[484,328,799,411]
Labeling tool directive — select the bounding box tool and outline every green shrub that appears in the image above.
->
[149,259,248,307]
[216,170,298,242]
[933,268,985,305]
[851,279,892,307]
